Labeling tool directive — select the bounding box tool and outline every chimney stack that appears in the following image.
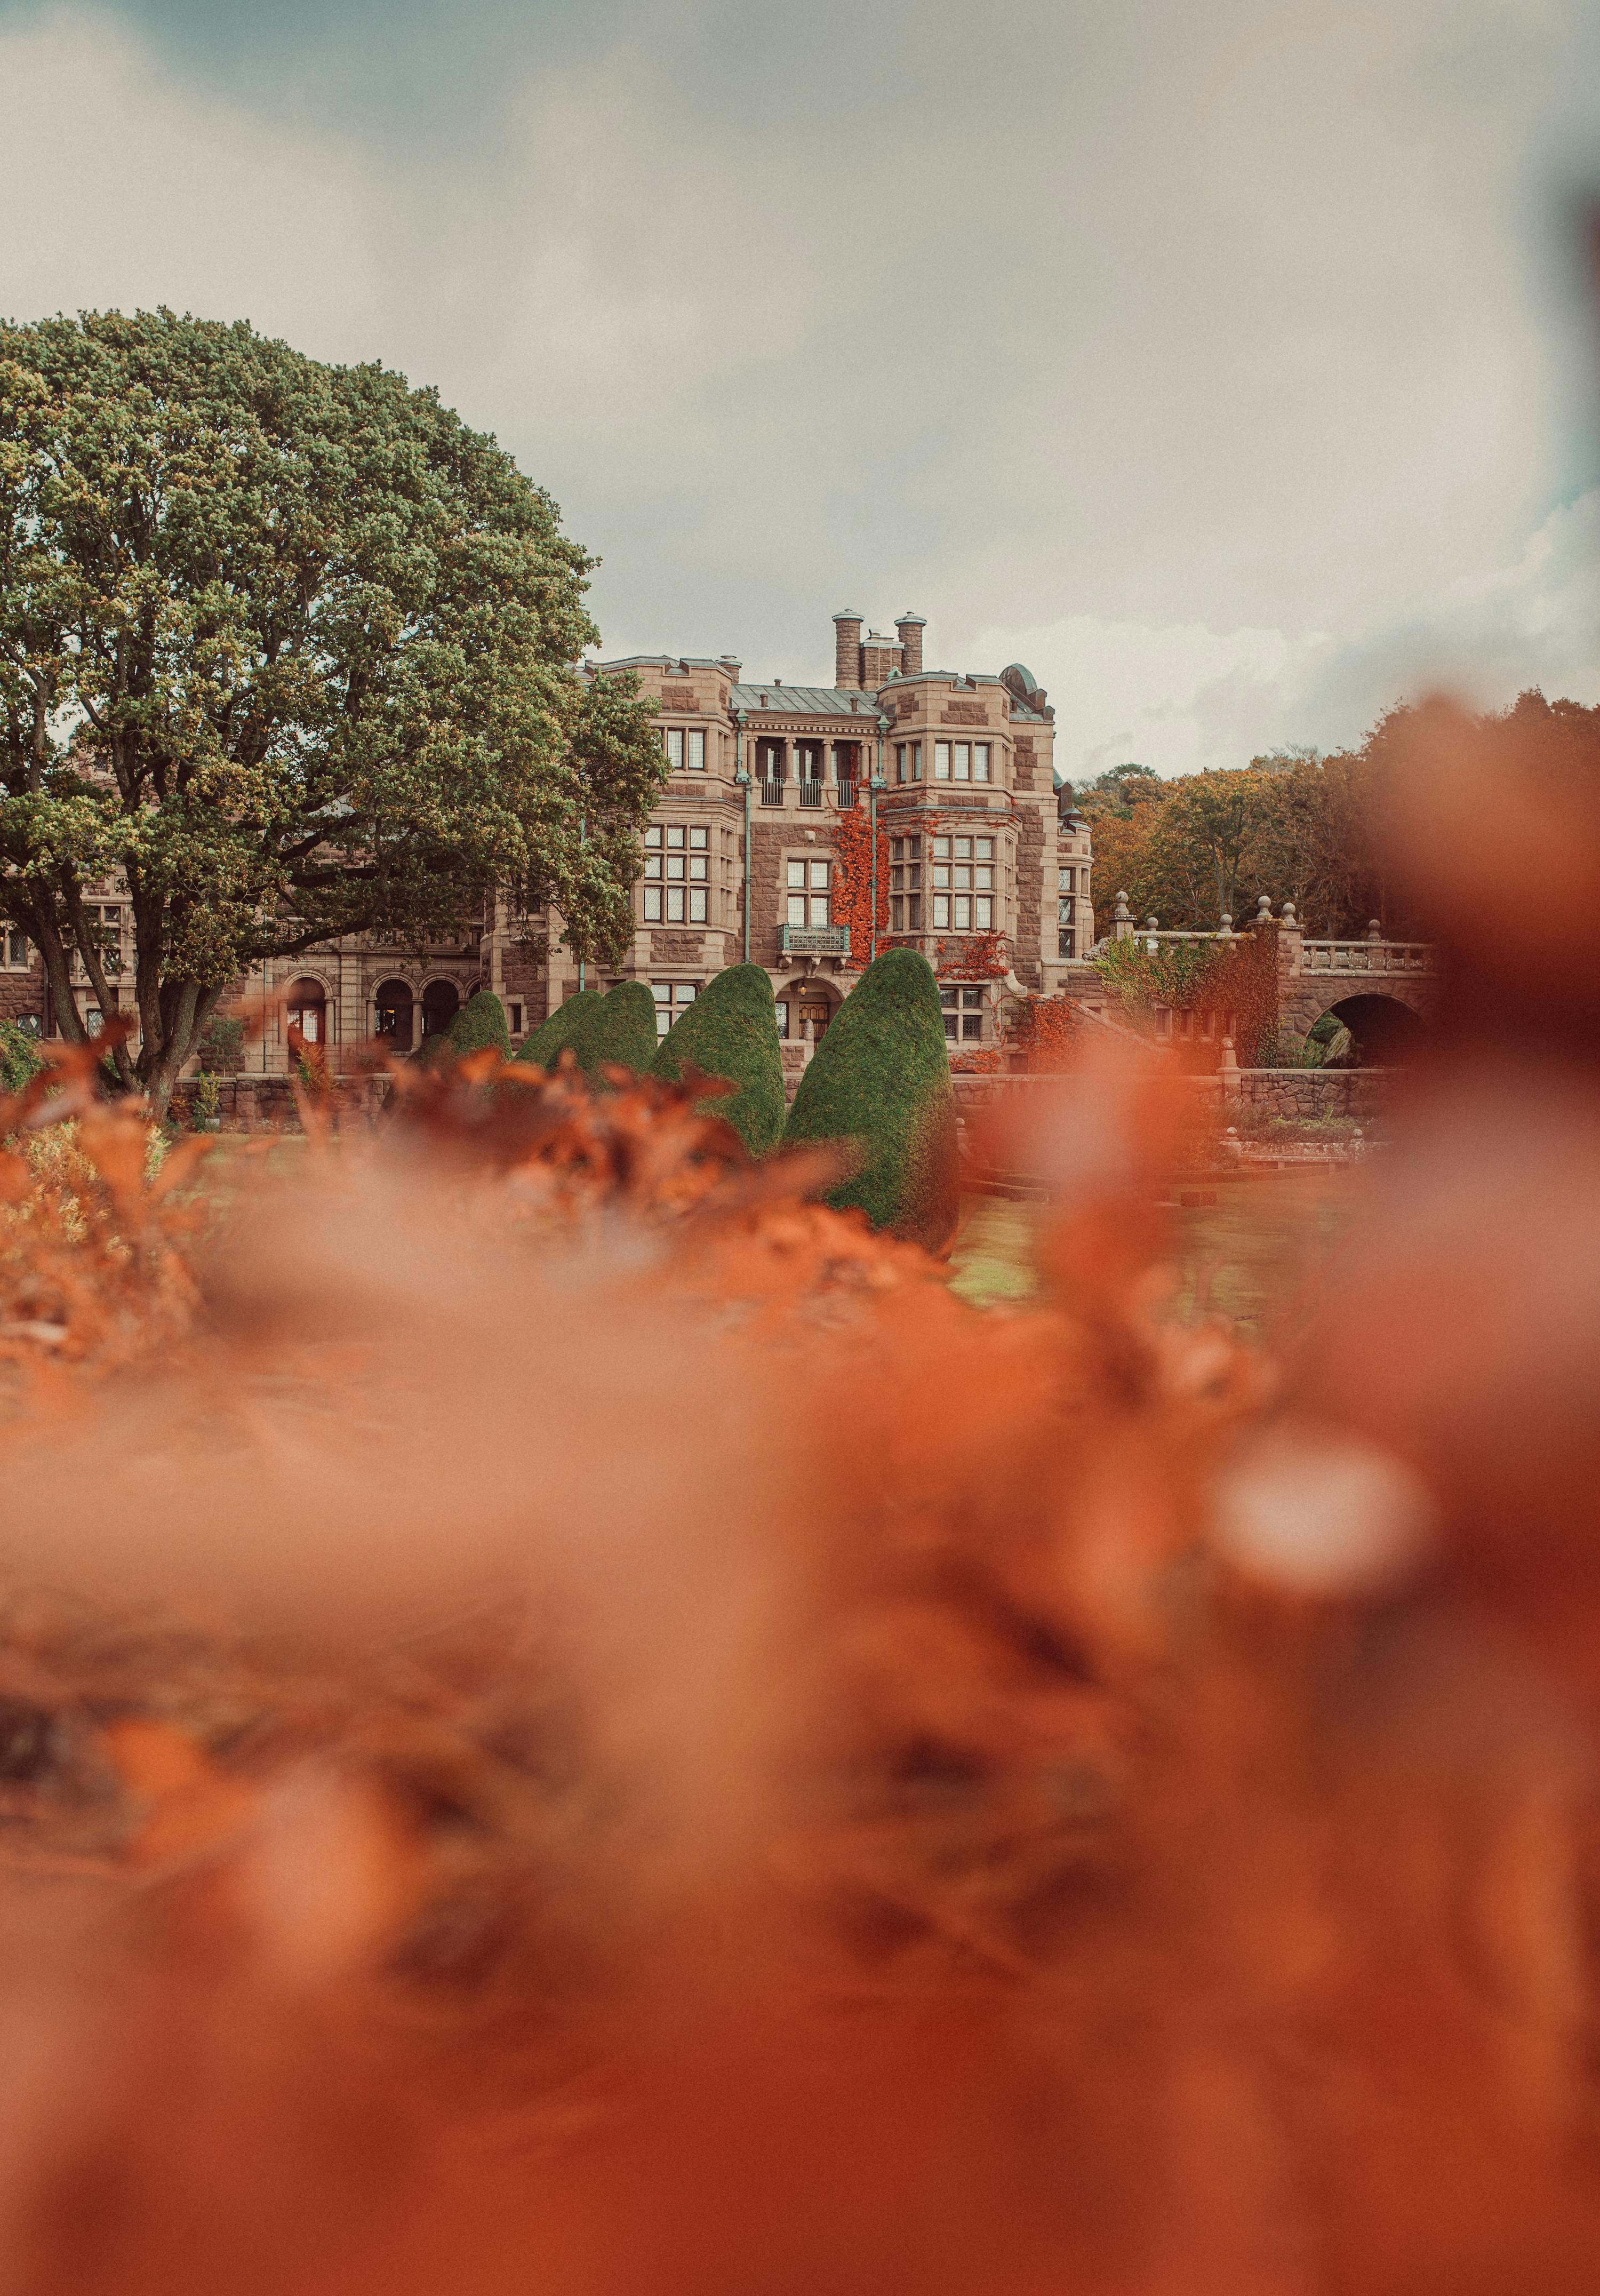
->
[832,608,863,690]
[895,612,926,677]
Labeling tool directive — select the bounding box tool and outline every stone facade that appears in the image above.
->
[537,609,1094,1059]
[6,604,1098,1080]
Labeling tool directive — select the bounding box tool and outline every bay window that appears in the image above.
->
[889,834,923,932]
[643,823,711,922]
[664,727,706,771]
[932,742,990,783]
[930,834,996,931]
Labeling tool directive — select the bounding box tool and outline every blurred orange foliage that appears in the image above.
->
[1,699,1600,2296]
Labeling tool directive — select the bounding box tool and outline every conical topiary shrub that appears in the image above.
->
[515,987,602,1070]
[563,979,659,1082]
[782,948,958,1250]
[651,963,786,1156]
[446,989,510,1059]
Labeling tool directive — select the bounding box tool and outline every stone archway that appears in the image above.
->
[420,979,461,1043]
[373,977,414,1054]
[774,974,841,1045]
[1319,992,1429,1067]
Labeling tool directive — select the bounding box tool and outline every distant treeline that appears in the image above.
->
[1078,690,1600,941]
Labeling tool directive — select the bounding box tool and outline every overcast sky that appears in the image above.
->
[3,0,1598,779]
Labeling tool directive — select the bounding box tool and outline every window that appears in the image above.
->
[889,835,923,932]
[663,727,706,771]
[509,1002,524,1034]
[893,742,922,783]
[774,999,789,1039]
[940,986,986,1043]
[643,824,710,922]
[3,927,28,969]
[930,835,995,930]
[650,980,698,1038]
[786,858,831,928]
[895,743,905,782]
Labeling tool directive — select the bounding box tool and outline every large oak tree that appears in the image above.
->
[0,308,662,1109]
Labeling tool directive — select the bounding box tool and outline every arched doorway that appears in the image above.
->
[420,980,460,1043]
[285,976,327,1048]
[1323,994,1427,1067]
[374,978,413,1054]
[775,978,839,1044]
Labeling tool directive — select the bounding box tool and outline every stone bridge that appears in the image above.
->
[1086,893,1439,1066]
[1262,899,1436,1062]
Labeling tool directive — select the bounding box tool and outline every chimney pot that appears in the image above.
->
[895,612,926,676]
[832,607,863,690]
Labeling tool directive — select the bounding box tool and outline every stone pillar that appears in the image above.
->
[1219,1035,1241,1101]
[1277,898,1303,977]
[1113,890,1133,942]
[234,1079,259,1133]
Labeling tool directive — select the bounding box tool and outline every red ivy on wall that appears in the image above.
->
[933,929,1010,980]
[828,802,888,963]
[1007,994,1080,1073]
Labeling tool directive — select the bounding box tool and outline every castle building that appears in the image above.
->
[499,605,1094,1066]
[2,605,1095,1082]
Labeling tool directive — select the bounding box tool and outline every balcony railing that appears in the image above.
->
[759,779,785,807]
[781,923,850,958]
[798,780,823,808]
[836,780,858,808]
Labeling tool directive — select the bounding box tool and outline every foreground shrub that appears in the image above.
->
[783,947,957,1249]
[514,988,603,1070]
[448,990,511,1059]
[564,981,659,1081]
[651,964,786,1155]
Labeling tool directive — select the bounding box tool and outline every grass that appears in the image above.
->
[949,1170,1361,1341]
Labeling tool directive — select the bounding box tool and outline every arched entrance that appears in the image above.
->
[775,977,840,1045]
[420,980,460,1043]
[374,978,414,1054]
[1322,994,1427,1067]
[285,976,327,1048]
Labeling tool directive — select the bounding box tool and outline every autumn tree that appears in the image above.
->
[0,309,662,1112]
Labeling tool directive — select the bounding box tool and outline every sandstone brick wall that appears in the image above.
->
[1014,808,1044,988]
[749,823,788,971]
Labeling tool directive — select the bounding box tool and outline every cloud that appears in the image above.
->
[972,487,1600,780]
[1,0,1597,775]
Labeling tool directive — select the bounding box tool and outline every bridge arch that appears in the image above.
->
[1311,992,1429,1067]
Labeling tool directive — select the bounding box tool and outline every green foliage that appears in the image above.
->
[651,964,785,1155]
[197,1015,244,1072]
[0,308,663,1107]
[564,980,658,1082]
[1093,935,1226,1014]
[447,989,510,1058]
[514,988,602,1070]
[783,948,957,1250]
[0,1017,43,1093]
[189,1071,220,1129]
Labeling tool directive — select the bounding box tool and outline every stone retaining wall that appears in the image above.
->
[951,1066,1393,1128]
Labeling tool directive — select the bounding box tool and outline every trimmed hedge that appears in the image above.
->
[447,989,510,1058]
[651,963,785,1155]
[565,980,659,1081]
[514,988,602,1070]
[782,948,957,1250]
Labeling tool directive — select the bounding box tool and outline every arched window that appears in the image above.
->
[374,978,413,1054]
[421,980,460,1040]
[286,977,327,1046]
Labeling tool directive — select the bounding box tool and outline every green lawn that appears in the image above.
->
[949,1173,1361,1342]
